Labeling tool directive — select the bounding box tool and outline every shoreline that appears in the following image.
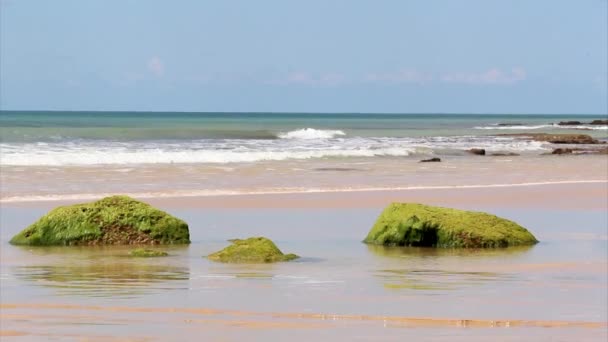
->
[3,181,606,210]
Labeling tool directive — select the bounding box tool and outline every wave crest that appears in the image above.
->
[277,128,346,139]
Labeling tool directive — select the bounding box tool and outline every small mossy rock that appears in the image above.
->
[364,203,538,248]
[9,195,190,246]
[207,237,299,263]
[129,248,169,257]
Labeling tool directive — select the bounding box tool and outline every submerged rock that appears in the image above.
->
[420,157,441,162]
[363,203,538,248]
[207,237,299,263]
[129,248,169,257]
[9,196,190,246]
[551,148,573,155]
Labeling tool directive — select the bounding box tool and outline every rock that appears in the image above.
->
[490,152,520,156]
[498,133,601,144]
[207,237,299,263]
[363,203,538,248]
[9,195,190,246]
[558,121,582,125]
[497,123,523,126]
[468,148,486,155]
[551,148,573,155]
[589,120,608,125]
[129,248,169,257]
[548,147,608,155]
[420,157,441,162]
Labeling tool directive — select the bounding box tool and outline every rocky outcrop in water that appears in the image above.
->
[499,133,601,144]
[9,196,190,246]
[590,120,608,125]
[558,121,582,126]
[363,203,538,248]
[129,248,169,257]
[207,237,299,263]
[549,147,608,155]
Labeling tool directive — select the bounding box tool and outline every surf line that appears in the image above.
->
[1,180,607,203]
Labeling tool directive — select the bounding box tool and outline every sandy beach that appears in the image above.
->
[1,182,607,341]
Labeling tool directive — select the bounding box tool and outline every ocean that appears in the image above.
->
[1,111,607,166]
[1,111,607,202]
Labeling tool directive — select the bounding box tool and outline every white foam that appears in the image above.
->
[0,136,551,166]
[0,147,415,166]
[277,128,346,139]
[1,180,605,203]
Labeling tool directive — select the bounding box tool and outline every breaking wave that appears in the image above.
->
[277,128,346,139]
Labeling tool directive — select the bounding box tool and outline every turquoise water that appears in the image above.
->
[0,111,606,167]
[1,111,606,141]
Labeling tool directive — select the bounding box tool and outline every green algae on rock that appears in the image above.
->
[207,237,299,263]
[364,203,538,248]
[9,196,190,246]
[129,248,169,257]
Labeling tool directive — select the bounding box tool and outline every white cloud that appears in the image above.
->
[365,70,433,84]
[147,57,165,77]
[440,67,526,85]
[268,71,346,86]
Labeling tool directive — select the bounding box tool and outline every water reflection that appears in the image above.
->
[10,246,190,298]
[366,244,535,258]
[367,245,530,291]
[377,268,517,291]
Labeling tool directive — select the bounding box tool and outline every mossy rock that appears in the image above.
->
[129,248,169,257]
[207,237,299,263]
[364,203,538,248]
[10,196,190,246]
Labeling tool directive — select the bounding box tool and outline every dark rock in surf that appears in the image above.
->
[589,120,608,125]
[551,148,573,155]
[468,148,486,155]
[420,158,441,162]
[558,121,582,126]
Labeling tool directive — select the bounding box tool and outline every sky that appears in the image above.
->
[1,0,607,114]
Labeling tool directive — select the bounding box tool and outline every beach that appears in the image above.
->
[1,112,607,340]
[1,182,607,341]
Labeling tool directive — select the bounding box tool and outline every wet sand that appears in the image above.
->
[1,184,607,340]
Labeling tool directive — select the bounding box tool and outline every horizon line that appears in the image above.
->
[1,109,607,116]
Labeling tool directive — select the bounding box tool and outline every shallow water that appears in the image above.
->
[1,205,606,340]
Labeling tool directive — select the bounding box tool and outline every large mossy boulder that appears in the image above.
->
[364,203,538,248]
[207,237,299,263]
[10,196,190,246]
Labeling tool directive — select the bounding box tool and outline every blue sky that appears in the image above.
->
[1,0,606,113]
